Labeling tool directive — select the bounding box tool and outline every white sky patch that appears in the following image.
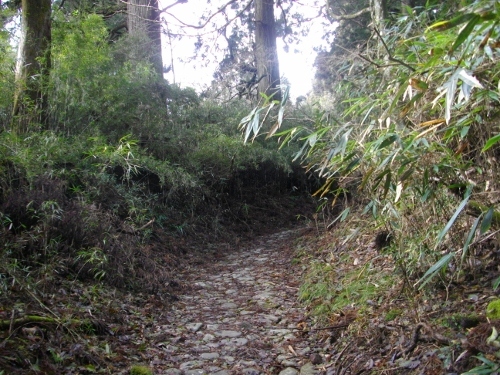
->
[277,16,333,98]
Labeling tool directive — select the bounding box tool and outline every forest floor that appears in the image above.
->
[1,227,328,375]
[1,221,500,374]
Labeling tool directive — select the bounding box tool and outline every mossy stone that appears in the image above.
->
[486,299,500,319]
[130,365,153,375]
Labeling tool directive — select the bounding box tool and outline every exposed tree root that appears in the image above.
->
[404,323,451,355]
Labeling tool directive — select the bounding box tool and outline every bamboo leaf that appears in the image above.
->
[345,157,360,173]
[340,207,350,222]
[338,130,352,158]
[427,13,476,32]
[457,69,484,92]
[361,104,375,126]
[482,133,500,152]
[401,92,424,117]
[435,194,470,248]
[280,85,289,106]
[328,207,351,228]
[462,355,499,374]
[378,134,398,150]
[389,78,411,114]
[480,207,494,234]
[308,132,318,147]
[399,167,414,182]
[373,169,390,191]
[383,171,392,199]
[241,107,257,143]
[266,121,280,139]
[292,141,308,162]
[359,166,375,191]
[417,253,454,289]
[437,68,482,124]
[418,118,446,128]
[462,216,481,262]
[277,106,284,126]
[249,112,260,142]
[444,76,457,124]
[451,14,481,52]
[395,181,403,203]
[493,276,500,291]
[362,200,374,215]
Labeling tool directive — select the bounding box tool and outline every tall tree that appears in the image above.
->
[12,0,51,131]
[127,0,163,78]
[254,0,281,101]
[160,0,285,100]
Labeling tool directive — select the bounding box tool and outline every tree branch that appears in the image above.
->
[159,0,188,13]
[328,7,370,21]
[372,27,416,72]
[163,0,247,30]
[357,53,408,70]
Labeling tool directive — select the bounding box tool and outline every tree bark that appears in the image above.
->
[370,0,386,31]
[12,0,51,132]
[127,0,163,78]
[254,0,281,101]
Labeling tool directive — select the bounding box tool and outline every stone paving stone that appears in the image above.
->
[202,333,215,342]
[215,330,242,337]
[162,369,182,375]
[242,368,261,375]
[184,370,205,375]
[220,302,238,309]
[186,323,203,332]
[300,362,318,375]
[279,368,299,375]
[200,352,220,360]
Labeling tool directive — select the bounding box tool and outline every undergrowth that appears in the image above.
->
[0,10,317,298]
[243,0,500,293]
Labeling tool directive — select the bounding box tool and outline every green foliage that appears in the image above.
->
[130,365,153,375]
[189,133,290,180]
[486,299,500,320]
[482,133,500,151]
[75,247,107,280]
[0,8,15,130]
[49,11,172,139]
[299,259,393,320]
[462,355,500,375]
[384,309,402,321]
[0,0,317,307]
[50,12,111,130]
[242,0,500,290]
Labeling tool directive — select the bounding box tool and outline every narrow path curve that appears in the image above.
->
[148,229,326,375]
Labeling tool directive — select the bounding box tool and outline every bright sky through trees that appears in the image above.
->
[160,0,333,98]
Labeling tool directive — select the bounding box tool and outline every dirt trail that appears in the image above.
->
[141,229,328,375]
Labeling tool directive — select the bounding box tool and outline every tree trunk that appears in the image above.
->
[370,0,386,31]
[254,0,281,101]
[12,0,51,132]
[127,0,163,78]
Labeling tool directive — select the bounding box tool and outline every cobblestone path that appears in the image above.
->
[149,229,327,375]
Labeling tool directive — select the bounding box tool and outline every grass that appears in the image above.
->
[299,258,394,321]
[384,309,402,321]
